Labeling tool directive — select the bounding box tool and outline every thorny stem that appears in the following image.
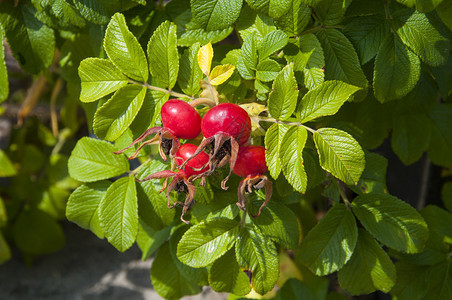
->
[129,79,194,100]
[257,116,317,134]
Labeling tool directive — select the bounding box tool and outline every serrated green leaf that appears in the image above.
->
[136,161,175,230]
[177,218,239,268]
[428,103,452,166]
[104,13,148,82]
[236,4,276,42]
[190,0,242,31]
[34,0,86,30]
[79,58,129,103]
[352,193,428,253]
[246,0,292,19]
[147,21,179,89]
[314,0,352,25]
[442,182,452,212]
[431,54,452,100]
[268,64,298,120]
[256,58,281,82]
[437,1,452,32]
[350,152,388,195]
[393,9,450,67]
[391,113,431,165]
[99,176,138,252]
[235,226,279,295]
[178,43,203,96]
[0,24,8,103]
[275,0,310,36]
[209,249,251,295]
[338,228,396,295]
[279,126,308,193]
[73,0,120,25]
[129,90,168,137]
[275,278,317,300]
[396,0,444,12]
[66,181,110,239]
[177,26,233,47]
[13,209,65,255]
[297,80,360,123]
[0,232,11,264]
[300,34,325,89]
[421,205,452,248]
[343,15,390,64]
[424,260,452,299]
[265,123,290,179]
[258,30,289,61]
[374,34,421,103]
[0,1,55,74]
[316,29,368,91]
[93,85,146,141]
[68,137,129,182]
[314,128,365,185]
[136,222,171,261]
[250,200,300,249]
[299,203,358,276]
[236,33,258,80]
[191,194,239,223]
[0,150,16,177]
[151,242,202,299]
[391,261,429,300]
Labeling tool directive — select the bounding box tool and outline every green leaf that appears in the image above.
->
[299,203,358,276]
[256,58,281,82]
[236,4,276,42]
[338,228,396,295]
[0,150,16,177]
[13,209,65,255]
[78,58,129,103]
[316,29,368,90]
[136,222,171,260]
[393,9,450,67]
[93,85,146,141]
[313,128,365,185]
[34,0,86,30]
[274,0,310,36]
[391,261,429,300]
[99,176,138,252]
[350,152,388,195]
[178,43,203,96]
[258,30,289,61]
[314,0,352,25]
[437,0,452,32]
[209,249,251,295]
[0,24,8,103]
[442,182,452,213]
[265,123,290,179]
[300,34,325,89]
[68,137,129,182]
[245,0,292,19]
[66,181,109,239]
[191,194,239,224]
[0,1,55,74]
[424,260,452,299]
[396,0,444,12]
[151,242,202,299]
[343,15,390,64]
[297,80,360,123]
[420,205,452,247]
[129,90,168,137]
[268,64,298,121]
[177,26,233,47]
[147,21,179,89]
[177,218,239,268]
[428,103,452,166]
[236,33,258,80]
[190,0,242,31]
[73,0,120,25]
[352,193,429,253]
[0,197,6,227]
[279,126,308,193]
[275,278,316,300]
[235,226,279,295]
[373,34,421,103]
[0,232,11,264]
[391,113,431,165]
[104,13,148,82]
[250,200,300,249]
[136,161,175,230]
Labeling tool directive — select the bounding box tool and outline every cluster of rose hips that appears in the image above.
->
[115,99,272,224]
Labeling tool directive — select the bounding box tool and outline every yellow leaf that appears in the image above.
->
[209,64,235,86]
[197,42,213,76]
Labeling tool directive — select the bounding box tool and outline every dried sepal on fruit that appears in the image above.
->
[233,145,272,217]
[114,99,201,162]
[180,103,251,190]
[135,143,209,224]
